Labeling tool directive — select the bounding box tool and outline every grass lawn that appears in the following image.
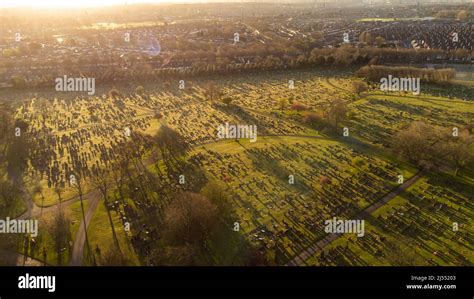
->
[85,198,140,266]
[306,172,474,266]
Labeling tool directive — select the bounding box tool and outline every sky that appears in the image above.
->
[0,0,200,8]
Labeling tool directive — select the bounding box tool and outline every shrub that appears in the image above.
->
[352,81,368,95]
[222,97,233,105]
[291,101,308,112]
[135,85,145,95]
[109,88,121,99]
[302,112,324,127]
[352,157,367,168]
[320,176,332,185]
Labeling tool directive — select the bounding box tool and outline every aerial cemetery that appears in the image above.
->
[0,2,472,267]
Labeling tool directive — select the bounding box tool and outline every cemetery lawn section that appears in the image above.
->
[189,135,416,264]
[85,199,141,266]
[305,172,474,266]
[2,66,473,266]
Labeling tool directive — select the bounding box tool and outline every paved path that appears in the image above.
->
[16,192,89,220]
[69,192,101,266]
[286,171,424,266]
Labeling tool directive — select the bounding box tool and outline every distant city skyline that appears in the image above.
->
[1,0,472,9]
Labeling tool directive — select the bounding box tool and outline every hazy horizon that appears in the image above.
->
[3,0,252,9]
[3,0,206,9]
[3,0,310,9]
[2,0,467,9]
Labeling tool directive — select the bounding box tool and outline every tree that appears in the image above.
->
[100,247,131,266]
[203,82,224,102]
[375,36,386,47]
[0,180,20,218]
[135,85,145,95]
[154,125,190,160]
[201,181,232,217]
[334,45,356,66]
[392,122,444,169]
[50,209,71,266]
[352,81,368,95]
[359,31,372,44]
[302,112,323,127]
[33,183,45,217]
[109,88,121,99]
[92,171,121,251]
[456,10,468,21]
[320,176,332,186]
[356,65,455,84]
[278,98,287,111]
[6,119,29,178]
[444,130,473,176]
[163,192,218,246]
[352,157,368,169]
[392,122,431,164]
[54,185,63,208]
[325,99,349,128]
[290,101,308,112]
[73,173,93,264]
[34,99,50,127]
[222,97,233,105]
[0,105,15,160]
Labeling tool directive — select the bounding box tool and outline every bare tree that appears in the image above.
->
[444,131,474,176]
[33,182,45,217]
[50,209,71,266]
[163,192,218,247]
[352,81,368,95]
[92,170,121,252]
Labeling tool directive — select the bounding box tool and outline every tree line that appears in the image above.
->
[356,65,456,84]
[6,44,471,89]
